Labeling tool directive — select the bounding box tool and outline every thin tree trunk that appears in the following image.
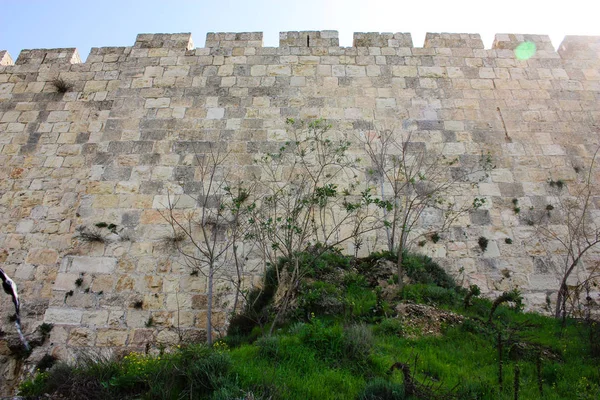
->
[207,266,213,345]
[555,281,568,319]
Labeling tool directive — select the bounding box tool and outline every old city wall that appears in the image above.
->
[1,31,600,392]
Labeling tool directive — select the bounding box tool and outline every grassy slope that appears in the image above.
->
[18,251,600,399]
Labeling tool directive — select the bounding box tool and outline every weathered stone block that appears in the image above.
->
[68,256,117,274]
[44,308,83,325]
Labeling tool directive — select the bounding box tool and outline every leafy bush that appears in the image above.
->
[295,246,351,278]
[296,280,345,319]
[402,252,456,289]
[358,378,406,400]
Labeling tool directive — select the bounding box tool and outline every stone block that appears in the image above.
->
[68,256,117,274]
[26,248,58,265]
[96,329,128,346]
[44,308,83,325]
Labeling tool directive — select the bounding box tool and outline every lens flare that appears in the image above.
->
[514,41,536,60]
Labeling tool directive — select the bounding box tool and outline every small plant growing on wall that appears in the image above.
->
[478,236,489,253]
[76,223,129,244]
[75,226,105,243]
[512,198,520,214]
[548,179,565,190]
[51,78,73,93]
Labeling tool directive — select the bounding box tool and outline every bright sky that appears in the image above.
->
[1,0,599,62]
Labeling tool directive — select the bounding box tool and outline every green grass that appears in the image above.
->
[19,251,600,399]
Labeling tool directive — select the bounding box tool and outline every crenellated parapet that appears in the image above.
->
[353,32,413,48]
[0,50,13,66]
[279,31,339,47]
[2,31,600,65]
[205,32,263,48]
[15,48,81,65]
[424,33,484,49]
[558,35,600,59]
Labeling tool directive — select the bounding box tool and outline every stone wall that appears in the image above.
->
[1,31,600,394]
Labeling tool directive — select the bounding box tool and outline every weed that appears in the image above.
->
[159,232,186,251]
[39,323,53,337]
[358,378,405,400]
[343,323,373,364]
[75,277,83,287]
[512,198,521,214]
[463,284,481,308]
[36,354,58,372]
[51,78,73,93]
[489,289,523,322]
[133,300,144,309]
[145,317,154,327]
[505,238,513,244]
[375,318,404,337]
[478,236,489,252]
[75,226,105,243]
[431,232,440,243]
[548,179,565,190]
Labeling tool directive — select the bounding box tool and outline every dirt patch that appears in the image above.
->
[395,303,464,337]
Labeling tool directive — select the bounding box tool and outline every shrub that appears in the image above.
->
[36,354,58,372]
[375,318,404,337]
[181,350,232,396]
[343,323,374,364]
[358,378,405,400]
[256,335,280,359]
[227,265,278,337]
[402,284,460,307]
[295,246,351,278]
[402,252,456,289]
[297,319,345,363]
[296,280,345,319]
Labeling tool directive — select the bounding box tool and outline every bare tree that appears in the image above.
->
[361,123,492,289]
[161,144,252,345]
[529,146,600,320]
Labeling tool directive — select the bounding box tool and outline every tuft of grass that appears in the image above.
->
[75,226,106,244]
[51,78,73,93]
[159,232,186,251]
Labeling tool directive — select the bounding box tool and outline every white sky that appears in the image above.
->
[1,0,599,60]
